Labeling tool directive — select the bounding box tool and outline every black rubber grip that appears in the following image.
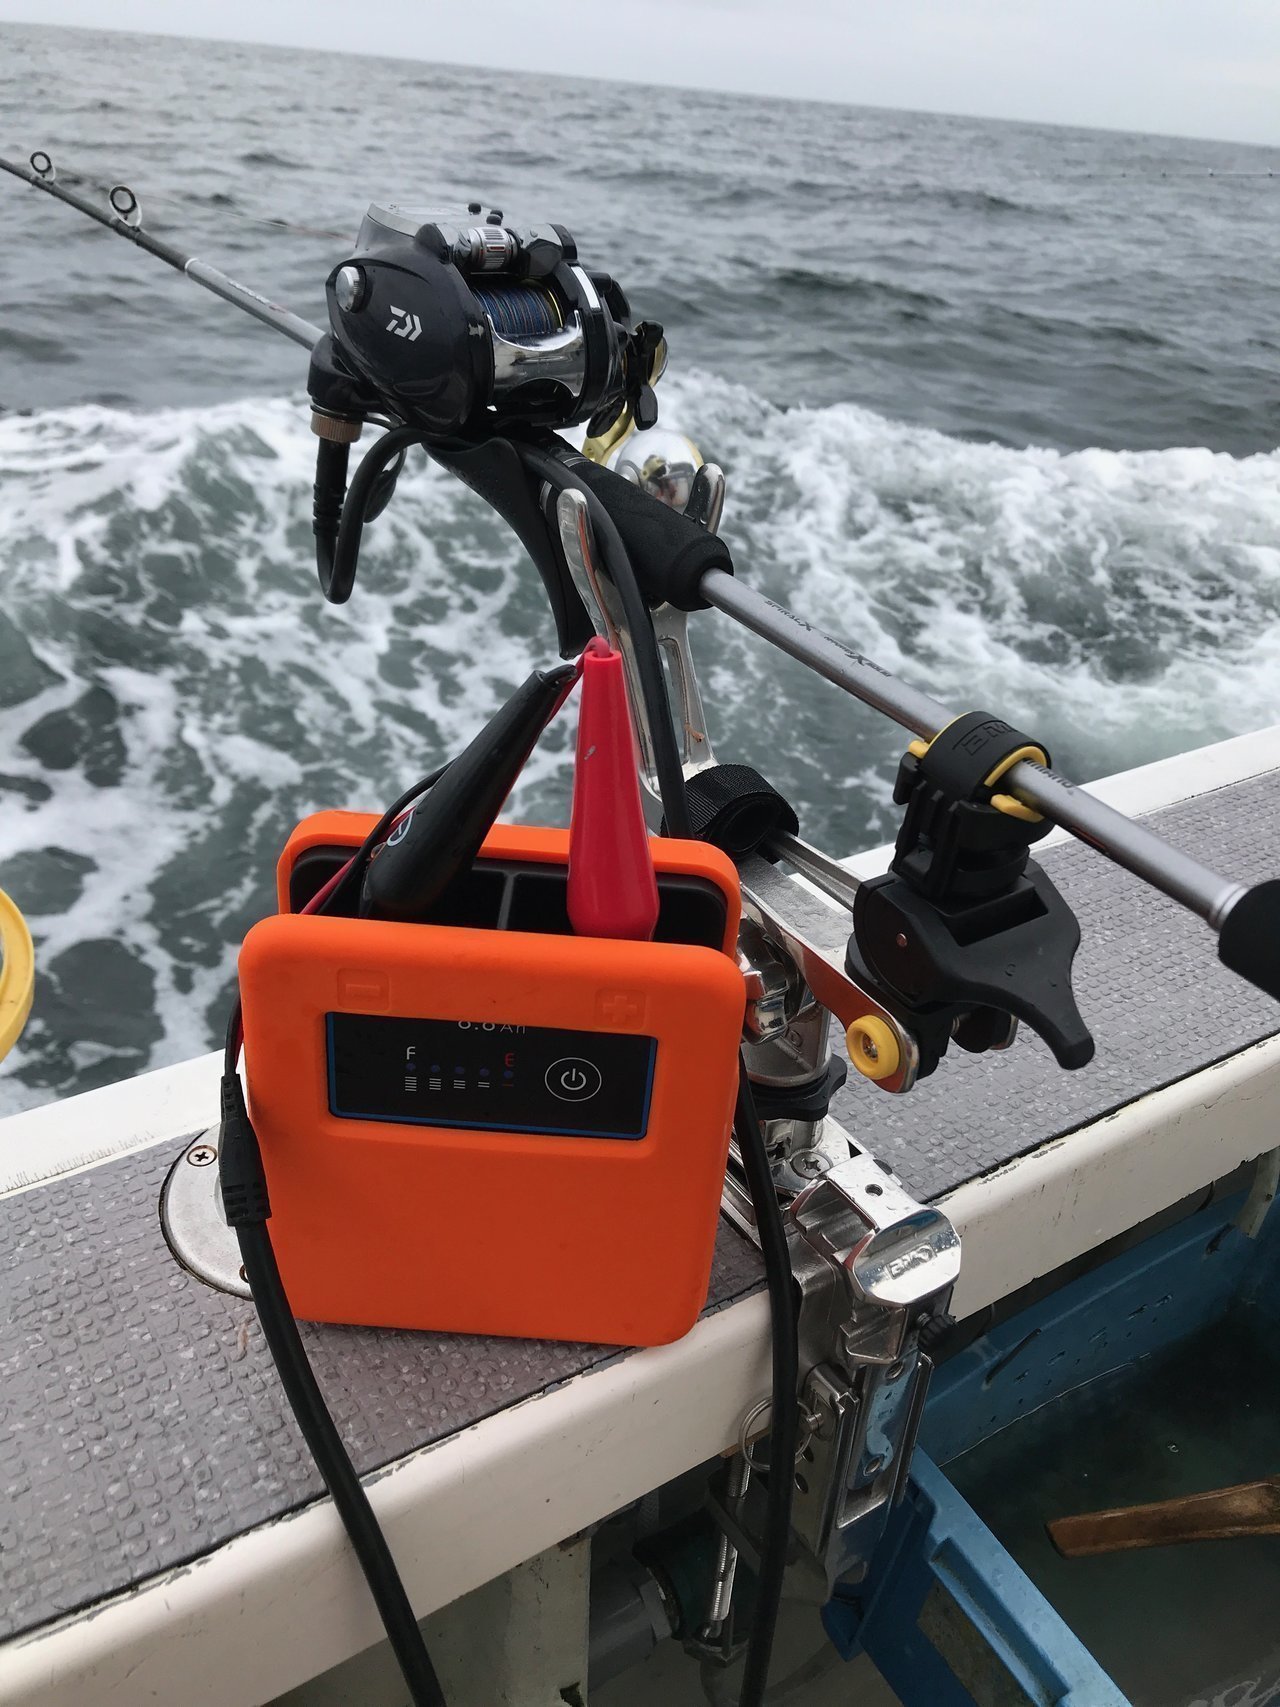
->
[919,711,1048,802]
[562,454,734,610]
[1218,880,1280,1002]
[431,439,596,656]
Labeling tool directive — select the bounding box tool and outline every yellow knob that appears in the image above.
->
[846,1015,900,1082]
[0,887,35,1062]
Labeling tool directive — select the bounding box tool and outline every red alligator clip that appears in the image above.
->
[568,638,660,941]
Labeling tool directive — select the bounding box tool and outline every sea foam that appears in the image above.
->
[1,375,1277,1111]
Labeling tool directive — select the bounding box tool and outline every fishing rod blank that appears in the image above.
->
[0,151,323,349]
[698,567,1265,942]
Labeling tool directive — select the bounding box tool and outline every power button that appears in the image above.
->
[545,1057,603,1102]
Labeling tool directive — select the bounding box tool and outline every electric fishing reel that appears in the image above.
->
[305,200,667,615]
[316,203,663,438]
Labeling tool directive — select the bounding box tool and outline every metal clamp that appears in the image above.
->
[739,857,919,1096]
[703,1126,960,1636]
[786,1141,960,1596]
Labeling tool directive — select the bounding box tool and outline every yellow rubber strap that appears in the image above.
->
[0,887,35,1061]
[982,742,1048,788]
[981,742,1046,822]
[907,725,1046,822]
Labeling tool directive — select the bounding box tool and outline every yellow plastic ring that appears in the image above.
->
[907,726,1047,823]
[0,887,35,1061]
[846,1015,900,1082]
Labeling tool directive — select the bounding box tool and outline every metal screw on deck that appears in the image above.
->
[791,1150,831,1179]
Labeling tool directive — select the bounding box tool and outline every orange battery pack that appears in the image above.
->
[238,816,746,1347]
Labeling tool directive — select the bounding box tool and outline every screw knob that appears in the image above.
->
[334,265,366,313]
[846,1015,901,1082]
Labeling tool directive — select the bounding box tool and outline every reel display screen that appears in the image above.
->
[327,1012,658,1139]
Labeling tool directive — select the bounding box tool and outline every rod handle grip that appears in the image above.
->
[1218,880,1280,1002]
[556,452,734,610]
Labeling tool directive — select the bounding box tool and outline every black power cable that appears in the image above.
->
[513,440,796,1706]
[236,1207,448,1706]
[730,1061,799,1707]
[220,763,450,1707]
[314,426,430,604]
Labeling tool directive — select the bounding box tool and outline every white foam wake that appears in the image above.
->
[662,371,1280,787]
[0,376,1277,1112]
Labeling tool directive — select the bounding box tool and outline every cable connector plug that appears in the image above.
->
[218,1071,272,1227]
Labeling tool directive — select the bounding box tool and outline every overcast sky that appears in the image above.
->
[3,0,1278,147]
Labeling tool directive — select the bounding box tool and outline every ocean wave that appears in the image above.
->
[238,148,304,170]
[662,372,1280,786]
[1,376,1278,1112]
[897,182,1041,216]
[986,303,1168,349]
[767,269,948,312]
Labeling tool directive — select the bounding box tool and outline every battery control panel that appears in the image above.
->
[327,1012,658,1139]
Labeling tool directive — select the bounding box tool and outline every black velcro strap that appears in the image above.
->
[678,764,799,860]
[919,713,1049,803]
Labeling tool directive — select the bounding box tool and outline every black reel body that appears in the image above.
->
[307,202,667,630]
[318,203,650,437]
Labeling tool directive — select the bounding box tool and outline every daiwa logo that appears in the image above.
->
[386,304,422,341]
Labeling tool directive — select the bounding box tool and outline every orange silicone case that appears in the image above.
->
[240,818,745,1346]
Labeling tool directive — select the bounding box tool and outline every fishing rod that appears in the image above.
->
[697,573,1251,929]
[0,150,322,348]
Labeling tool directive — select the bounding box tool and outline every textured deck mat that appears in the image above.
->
[0,1142,764,1641]
[2,767,1276,1637]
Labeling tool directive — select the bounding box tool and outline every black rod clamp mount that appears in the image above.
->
[848,712,1095,1078]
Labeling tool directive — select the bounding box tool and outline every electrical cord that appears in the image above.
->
[218,1088,448,1707]
[220,762,451,1707]
[314,425,430,604]
[513,442,796,1706]
[730,1060,799,1707]
[234,1207,448,1707]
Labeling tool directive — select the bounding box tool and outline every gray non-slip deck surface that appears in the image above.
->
[2,769,1277,1640]
[1,1146,764,1643]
